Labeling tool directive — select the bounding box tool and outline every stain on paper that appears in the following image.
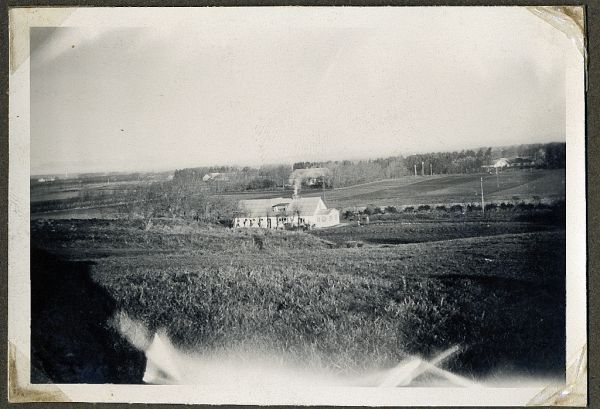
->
[8,342,70,403]
[9,8,75,73]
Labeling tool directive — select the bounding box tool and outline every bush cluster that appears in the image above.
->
[341,200,565,220]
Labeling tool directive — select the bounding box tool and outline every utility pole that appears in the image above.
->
[480,177,485,214]
[414,164,417,177]
[421,161,425,176]
[430,163,433,176]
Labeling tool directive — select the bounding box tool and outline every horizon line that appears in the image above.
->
[31,140,566,178]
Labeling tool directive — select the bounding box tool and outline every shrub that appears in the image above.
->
[516,202,535,211]
[449,204,463,213]
[385,206,398,213]
[467,204,482,212]
[499,202,513,210]
[435,205,447,212]
[373,207,383,215]
[253,236,265,250]
[417,205,431,211]
[404,206,414,213]
[484,203,498,211]
[245,177,276,190]
[363,206,375,216]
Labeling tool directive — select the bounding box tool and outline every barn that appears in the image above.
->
[234,196,340,229]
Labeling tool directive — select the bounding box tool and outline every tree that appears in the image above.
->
[126,179,241,229]
[127,183,165,230]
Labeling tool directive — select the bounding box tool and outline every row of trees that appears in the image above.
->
[173,165,291,192]
[318,157,409,188]
[171,142,566,193]
[405,148,494,175]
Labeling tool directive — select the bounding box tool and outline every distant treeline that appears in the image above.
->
[171,142,566,191]
[405,143,565,175]
[173,158,409,190]
[492,143,566,167]
[173,165,291,191]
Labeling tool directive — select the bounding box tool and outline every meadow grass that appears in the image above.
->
[31,216,565,378]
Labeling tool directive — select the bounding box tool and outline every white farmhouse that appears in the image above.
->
[483,157,536,173]
[234,196,339,229]
[202,172,230,182]
[492,158,511,168]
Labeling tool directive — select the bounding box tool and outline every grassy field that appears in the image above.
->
[30,205,565,383]
[300,169,565,209]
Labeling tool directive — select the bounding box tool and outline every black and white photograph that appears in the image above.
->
[8,6,587,406]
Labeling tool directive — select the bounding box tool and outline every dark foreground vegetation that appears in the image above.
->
[30,203,565,383]
[30,248,145,383]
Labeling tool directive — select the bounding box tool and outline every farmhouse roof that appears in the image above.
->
[492,158,510,167]
[289,196,323,215]
[316,208,337,216]
[237,196,326,218]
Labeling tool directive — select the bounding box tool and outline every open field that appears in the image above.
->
[217,170,565,209]
[313,220,558,246]
[31,206,565,384]
[303,169,565,209]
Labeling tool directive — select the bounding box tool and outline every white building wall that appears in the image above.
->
[314,210,339,227]
[234,199,340,229]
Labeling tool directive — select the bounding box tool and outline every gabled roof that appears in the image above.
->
[493,158,510,166]
[237,198,286,217]
[288,197,323,216]
[237,196,325,218]
[316,208,338,216]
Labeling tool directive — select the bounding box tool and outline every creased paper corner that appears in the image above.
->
[527,6,586,61]
[8,342,71,403]
[8,7,75,74]
[526,344,587,406]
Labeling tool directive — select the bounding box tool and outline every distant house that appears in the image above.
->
[483,157,536,172]
[234,196,339,229]
[492,158,511,168]
[36,177,56,183]
[289,168,330,187]
[509,157,536,168]
[202,172,231,182]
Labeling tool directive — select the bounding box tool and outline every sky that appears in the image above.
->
[30,7,570,175]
